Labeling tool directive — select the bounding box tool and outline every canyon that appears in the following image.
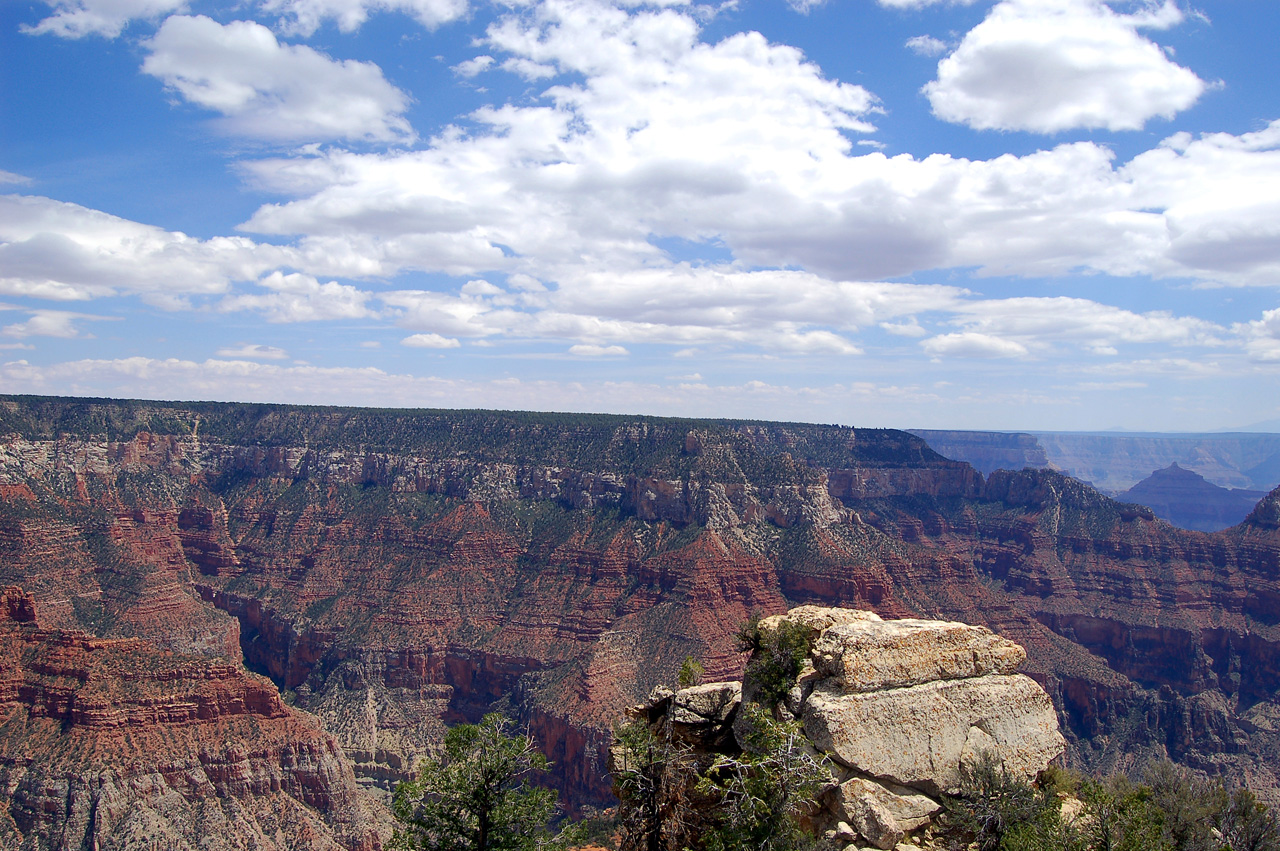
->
[910,428,1280,493]
[0,396,1278,847]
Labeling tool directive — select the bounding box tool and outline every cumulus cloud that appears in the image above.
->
[922,332,1029,359]
[0,172,32,186]
[22,0,185,39]
[2,309,115,339]
[142,15,413,143]
[260,0,468,37]
[0,194,284,301]
[1124,123,1280,284]
[924,0,1205,132]
[453,55,495,77]
[929,296,1224,358]
[1234,308,1280,363]
[219,271,374,322]
[401,333,461,348]
[905,35,948,57]
[215,343,289,359]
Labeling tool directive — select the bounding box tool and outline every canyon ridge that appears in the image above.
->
[1,395,1279,847]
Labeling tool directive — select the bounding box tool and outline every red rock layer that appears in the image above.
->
[0,587,387,851]
[0,409,1278,811]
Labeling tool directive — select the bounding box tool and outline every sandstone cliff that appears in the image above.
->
[0,396,1278,816]
[0,587,388,850]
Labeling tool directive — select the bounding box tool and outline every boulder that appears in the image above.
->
[840,784,904,849]
[812,617,1026,692]
[803,674,1064,795]
[835,778,940,835]
[670,681,742,725]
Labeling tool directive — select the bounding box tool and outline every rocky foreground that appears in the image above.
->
[0,587,388,850]
[627,605,1065,850]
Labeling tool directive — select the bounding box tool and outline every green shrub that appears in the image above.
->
[695,705,830,851]
[392,714,580,851]
[736,614,812,710]
[677,656,705,689]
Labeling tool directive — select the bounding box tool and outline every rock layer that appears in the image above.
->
[0,587,388,851]
[0,398,1278,810]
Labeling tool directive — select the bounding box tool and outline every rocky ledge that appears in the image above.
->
[630,605,1065,850]
[0,587,388,851]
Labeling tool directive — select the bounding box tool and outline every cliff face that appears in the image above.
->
[0,587,388,851]
[0,397,1278,817]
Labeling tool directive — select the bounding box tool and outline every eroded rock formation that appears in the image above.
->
[0,587,388,851]
[624,605,1065,850]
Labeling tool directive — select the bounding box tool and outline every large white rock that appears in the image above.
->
[759,605,882,641]
[812,617,1026,692]
[802,674,1064,795]
[670,681,741,725]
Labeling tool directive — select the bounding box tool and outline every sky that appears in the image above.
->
[2,0,1279,432]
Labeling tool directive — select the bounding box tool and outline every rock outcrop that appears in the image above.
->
[624,606,1065,850]
[0,587,389,851]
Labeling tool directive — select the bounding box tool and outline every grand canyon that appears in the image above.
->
[1,395,1278,848]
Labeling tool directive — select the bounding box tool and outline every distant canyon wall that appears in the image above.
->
[910,428,1280,493]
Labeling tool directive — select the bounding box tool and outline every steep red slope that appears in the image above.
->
[0,587,388,850]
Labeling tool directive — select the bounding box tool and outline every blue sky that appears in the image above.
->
[2,0,1279,431]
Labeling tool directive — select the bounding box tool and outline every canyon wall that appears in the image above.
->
[0,586,388,850]
[0,396,1277,826]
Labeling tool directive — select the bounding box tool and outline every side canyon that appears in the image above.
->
[0,396,1278,848]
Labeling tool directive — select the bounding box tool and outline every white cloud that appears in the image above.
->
[569,343,628,356]
[259,0,468,37]
[0,171,32,186]
[219,271,374,322]
[905,35,948,57]
[22,0,185,39]
[401,332,462,348]
[785,0,827,15]
[453,55,495,77]
[917,295,1227,361]
[921,332,1030,359]
[1123,123,1280,285]
[940,296,1223,353]
[924,0,1205,132]
[215,343,289,360]
[1234,308,1280,363]
[142,16,413,143]
[2,309,114,339]
[0,194,284,301]
[880,318,927,337]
